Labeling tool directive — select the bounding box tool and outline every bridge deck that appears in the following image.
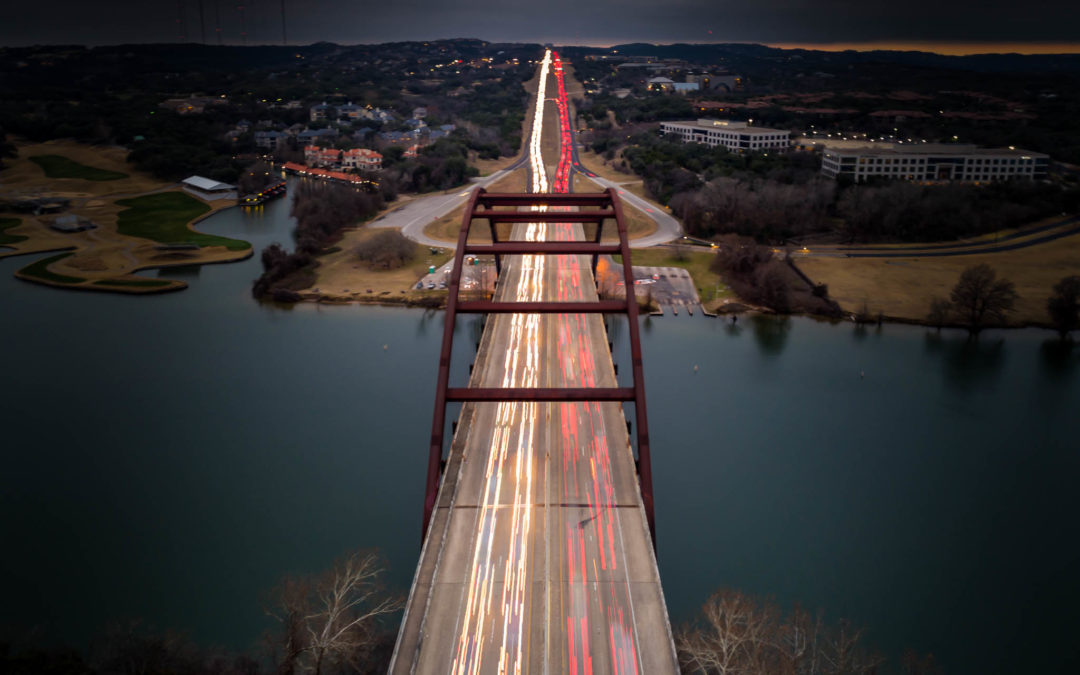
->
[391,217,677,673]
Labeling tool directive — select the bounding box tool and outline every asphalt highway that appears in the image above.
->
[390,49,678,675]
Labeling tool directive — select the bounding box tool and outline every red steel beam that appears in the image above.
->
[608,187,657,545]
[423,187,482,538]
[464,242,622,255]
[446,387,635,402]
[424,186,658,551]
[471,211,615,223]
[456,301,626,314]
[478,193,612,207]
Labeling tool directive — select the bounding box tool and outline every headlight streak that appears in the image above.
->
[450,49,642,675]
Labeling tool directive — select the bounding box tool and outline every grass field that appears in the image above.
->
[17,252,83,284]
[311,227,454,297]
[617,247,734,302]
[115,192,250,251]
[796,232,1080,325]
[0,218,27,246]
[29,154,128,181]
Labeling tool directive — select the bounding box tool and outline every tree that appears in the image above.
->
[677,589,883,675]
[949,264,1018,336]
[354,230,415,270]
[1047,275,1080,339]
[266,549,402,675]
[927,297,952,330]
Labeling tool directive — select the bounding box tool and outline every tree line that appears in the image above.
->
[617,134,1080,243]
[253,181,385,300]
[0,548,400,675]
[929,265,1080,337]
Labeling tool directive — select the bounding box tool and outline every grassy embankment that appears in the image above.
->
[115,192,250,251]
[17,252,84,284]
[0,218,27,246]
[28,154,127,181]
[309,228,454,300]
[796,230,1080,325]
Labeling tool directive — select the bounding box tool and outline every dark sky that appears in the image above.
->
[1,0,1078,48]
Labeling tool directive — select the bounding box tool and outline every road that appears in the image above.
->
[390,49,678,675]
[367,155,528,249]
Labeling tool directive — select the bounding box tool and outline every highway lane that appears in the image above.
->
[572,171,683,248]
[367,154,529,249]
[390,49,677,674]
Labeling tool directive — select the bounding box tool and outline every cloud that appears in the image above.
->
[1,0,1077,46]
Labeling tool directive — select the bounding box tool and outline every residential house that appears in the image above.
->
[310,102,331,122]
[304,145,343,169]
[298,128,340,145]
[254,130,289,151]
[404,145,419,159]
[342,148,383,172]
[412,106,428,119]
[338,103,364,120]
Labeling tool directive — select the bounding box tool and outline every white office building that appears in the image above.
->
[659,119,790,152]
[821,144,1049,182]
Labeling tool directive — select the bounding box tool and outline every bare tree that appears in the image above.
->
[949,264,1018,336]
[927,297,952,331]
[1047,275,1080,339]
[678,589,777,674]
[266,549,403,675]
[678,589,885,675]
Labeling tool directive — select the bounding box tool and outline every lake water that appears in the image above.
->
[1,186,1077,673]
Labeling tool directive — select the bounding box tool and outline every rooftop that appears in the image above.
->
[824,144,1048,158]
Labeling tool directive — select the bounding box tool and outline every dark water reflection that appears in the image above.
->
[749,314,790,356]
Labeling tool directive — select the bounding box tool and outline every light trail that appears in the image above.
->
[450,49,642,674]
[451,50,551,675]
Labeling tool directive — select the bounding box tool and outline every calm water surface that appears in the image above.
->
[1,187,1077,673]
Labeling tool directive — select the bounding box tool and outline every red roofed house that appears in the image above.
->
[303,145,343,169]
[403,144,419,159]
[342,148,383,172]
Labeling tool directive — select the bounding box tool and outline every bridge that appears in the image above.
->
[390,50,678,674]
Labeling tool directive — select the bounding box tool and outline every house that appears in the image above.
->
[304,145,343,169]
[412,106,428,119]
[672,82,700,94]
[405,118,427,130]
[254,130,289,150]
[377,130,410,144]
[181,175,237,201]
[338,103,364,120]
[363,108,394,123]
[342,148,383,172]
[310,102,331,122]
[646,77,675,92]
[403,145,419,159]
[297,128,339,144]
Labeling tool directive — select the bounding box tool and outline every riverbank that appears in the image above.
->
[794,225,1080,327]
[0,140,252,293]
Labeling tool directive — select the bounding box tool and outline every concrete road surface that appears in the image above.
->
[391,220,678,674]
[368,155,527,249]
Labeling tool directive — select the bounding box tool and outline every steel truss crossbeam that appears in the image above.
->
[423,187,656,547]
